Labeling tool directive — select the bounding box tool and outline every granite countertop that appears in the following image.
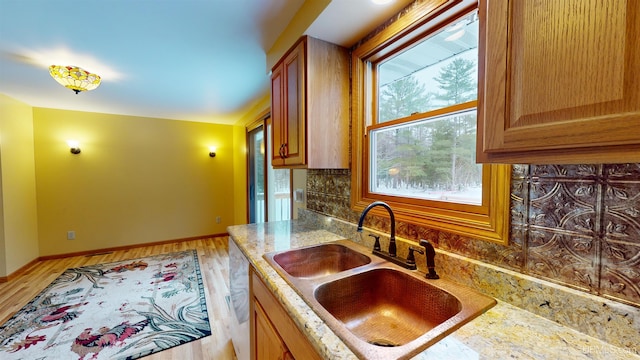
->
[228,220,640,360]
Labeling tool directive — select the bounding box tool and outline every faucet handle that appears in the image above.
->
[406,246,424,266]
[419,239,440,279]
[368,234,381,251]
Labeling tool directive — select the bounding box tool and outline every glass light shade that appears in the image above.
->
[67,140,81,154]
[67,140,80,148]
[49,65,101,94]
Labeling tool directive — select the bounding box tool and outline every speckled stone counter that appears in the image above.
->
[228,220,640,359]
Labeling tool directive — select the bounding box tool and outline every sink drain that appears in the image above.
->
[367,339,399,347]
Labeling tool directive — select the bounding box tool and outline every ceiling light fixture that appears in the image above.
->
[444,29,465,42]
[49,65,101,94]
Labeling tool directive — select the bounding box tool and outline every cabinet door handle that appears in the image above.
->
[282,143,288,158]
[279,144,285,159]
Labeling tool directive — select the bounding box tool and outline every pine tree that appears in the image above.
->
[431,58,479,191]
[376,75,433,189]
[434,58,477,104]
[379,76,432,122]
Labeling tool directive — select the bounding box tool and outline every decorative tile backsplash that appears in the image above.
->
[307,164,640,308]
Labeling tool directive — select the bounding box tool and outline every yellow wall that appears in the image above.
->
[33,108,235,256]
[0,94,40,275]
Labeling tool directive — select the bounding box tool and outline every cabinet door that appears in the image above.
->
[271,63,285,167]
[281,40,306,166]
[250,270,322,360]
[254,299,290,360]
[478,0,640,163]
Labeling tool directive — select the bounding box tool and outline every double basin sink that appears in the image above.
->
[263,239,496,360]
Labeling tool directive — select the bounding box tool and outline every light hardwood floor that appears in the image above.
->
[0,235,238,360]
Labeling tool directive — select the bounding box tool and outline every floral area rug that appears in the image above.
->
[0,250,211,360]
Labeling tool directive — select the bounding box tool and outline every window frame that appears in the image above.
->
[350,0,511,244]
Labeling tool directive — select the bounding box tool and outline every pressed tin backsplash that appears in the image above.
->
[306,164,640,308]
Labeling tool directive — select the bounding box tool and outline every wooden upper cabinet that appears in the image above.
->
[271,61,286,167]
[270,36,350,169]
[478,0,640,163]
[272,40,305,167]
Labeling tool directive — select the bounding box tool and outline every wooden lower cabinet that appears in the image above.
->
[250,268,322,360]
[254,300,293,360]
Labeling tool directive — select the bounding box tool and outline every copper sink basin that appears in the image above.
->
[268,242,371,279]
[263,240,496,360]
[315,268,462,347]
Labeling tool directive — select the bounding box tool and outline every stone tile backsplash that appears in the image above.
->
[307,164,640,308]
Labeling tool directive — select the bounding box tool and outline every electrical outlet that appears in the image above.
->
[67,231,76,240]
[216,216,221,224]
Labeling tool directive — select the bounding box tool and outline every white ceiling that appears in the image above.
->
[0,0,412,125]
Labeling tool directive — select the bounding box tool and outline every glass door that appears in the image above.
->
[247,117,291,223]
[247,125,265,223]
[266,123,291,221]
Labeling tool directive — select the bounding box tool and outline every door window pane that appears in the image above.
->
[266,123,291,221]
[248,126,265,223]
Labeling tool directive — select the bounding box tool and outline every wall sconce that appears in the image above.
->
[67,140,81,154]
[209,146,217,158]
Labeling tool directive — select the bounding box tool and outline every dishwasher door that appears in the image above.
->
[228,238,249,360]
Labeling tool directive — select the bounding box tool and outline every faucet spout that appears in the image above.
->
[357,201,396,257]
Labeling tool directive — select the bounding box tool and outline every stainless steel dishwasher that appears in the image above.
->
[228,238,249,360]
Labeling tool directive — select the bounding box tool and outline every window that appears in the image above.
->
[351,0,510,244]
